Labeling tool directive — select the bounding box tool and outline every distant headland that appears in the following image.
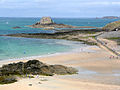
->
[96,16,120,19]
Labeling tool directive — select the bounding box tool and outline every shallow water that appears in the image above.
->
[0,36,89,61]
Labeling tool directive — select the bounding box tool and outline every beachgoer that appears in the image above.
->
[24,51,26,54]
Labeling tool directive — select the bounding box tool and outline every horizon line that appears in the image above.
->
[0,16,120,18]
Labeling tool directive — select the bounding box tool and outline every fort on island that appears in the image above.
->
[27,17,79,29]
[35,17,54,25]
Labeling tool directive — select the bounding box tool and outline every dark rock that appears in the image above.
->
[38,82,42,84]
[0,60,78,85]
[0,76,17,84]
[12,26,21,29]
[49,65,78,75]
[1,62,24,75]
[28,84,32,86]
[39,65,54,76]
[0,60,78,76]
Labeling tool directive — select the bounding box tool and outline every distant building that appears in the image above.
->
[40,17,54,25]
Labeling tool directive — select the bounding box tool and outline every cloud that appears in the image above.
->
[84,1,120,5]
[0,0,120,17]
[0,0,120,9]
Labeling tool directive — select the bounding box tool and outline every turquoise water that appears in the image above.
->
[0,17,120,35]
[0,17,120,60]
[0,36,86,60]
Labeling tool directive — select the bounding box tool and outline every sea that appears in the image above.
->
[0,17,120,61]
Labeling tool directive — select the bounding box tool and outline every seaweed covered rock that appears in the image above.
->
[103,21,120,31]
[12,26,21,29]
[24,60,53,76]
[0,60,78,76]
[1,62,24,75]
[49,65,77,75]
[0,76,17,84]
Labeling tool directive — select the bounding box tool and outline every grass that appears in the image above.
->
[103,20,120,31]
[107,37,120,40]
[79,31,97,34]
[106,37,120,45]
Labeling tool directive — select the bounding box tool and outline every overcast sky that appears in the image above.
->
[0,0,120,17]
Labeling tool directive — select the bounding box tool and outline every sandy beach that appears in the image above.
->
[0,45,120,90]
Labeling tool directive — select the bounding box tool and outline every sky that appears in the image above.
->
[0,0,120,17]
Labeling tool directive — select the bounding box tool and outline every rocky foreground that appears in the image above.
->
[0,60,77,84]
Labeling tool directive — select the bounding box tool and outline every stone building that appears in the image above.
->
[40,17,53,25]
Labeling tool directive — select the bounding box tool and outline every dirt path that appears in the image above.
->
[95,33,120,57]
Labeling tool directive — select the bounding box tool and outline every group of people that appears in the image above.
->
[109,55,119,59]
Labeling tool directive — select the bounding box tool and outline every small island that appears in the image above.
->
[26,17,97,30]
[27,17,79,29]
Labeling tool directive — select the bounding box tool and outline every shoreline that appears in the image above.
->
[1,46,120,90]
[1,31,120,89]
[0,45,97,66]
[4,29,103,45]
[0,35,97,63]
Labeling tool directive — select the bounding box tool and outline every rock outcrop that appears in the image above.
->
[0,60,78,76]
[0,76,17,84]
[27,17,78,29]
[103,21,120,31]
[12,26,21,29]
[0,60,78,84]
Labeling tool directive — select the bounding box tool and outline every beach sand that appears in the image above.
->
[0,46,120,90]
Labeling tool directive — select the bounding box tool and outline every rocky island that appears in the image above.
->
[27,17,94,29]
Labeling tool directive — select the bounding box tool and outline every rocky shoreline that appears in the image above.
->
[5,29,103,45]
[0,60,77,84]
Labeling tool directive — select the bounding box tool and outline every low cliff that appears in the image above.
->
[103,21,120,31]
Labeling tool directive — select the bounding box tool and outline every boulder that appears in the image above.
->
[0,76,17,84]
[12,26,21,29]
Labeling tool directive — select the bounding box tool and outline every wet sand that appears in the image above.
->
[0,46,120,90]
